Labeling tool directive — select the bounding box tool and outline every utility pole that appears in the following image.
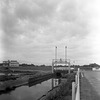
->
[55,46,57,61]
[52,46,58,73]
[65,46,67,61]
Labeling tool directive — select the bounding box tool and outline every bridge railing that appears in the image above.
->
[52,59,70,64]
[72,68,80,100]
[52,59,71,73]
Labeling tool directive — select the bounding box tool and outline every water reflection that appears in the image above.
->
[0,78,62,100]
[52,78,61,88]
[0,73,5,75]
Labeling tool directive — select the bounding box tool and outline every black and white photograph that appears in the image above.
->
[0,0,100,100]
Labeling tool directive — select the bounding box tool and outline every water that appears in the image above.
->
[0,73,5,75]
[0,73,19,76]
[0,78,62,100]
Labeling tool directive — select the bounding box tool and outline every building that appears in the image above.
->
[92,67,100,71]
[3,60,10,67]
[9,60,19,67]
[3,60,19,67]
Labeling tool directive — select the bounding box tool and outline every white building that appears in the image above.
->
[3,60,19,67]
[9,60,19,67]
[92,67,100,71]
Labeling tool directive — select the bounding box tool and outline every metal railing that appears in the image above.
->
[52,59,70,64]
[72,68,80,100]
[52,59,71,73]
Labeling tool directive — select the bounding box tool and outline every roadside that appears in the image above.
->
[80,71,100,100]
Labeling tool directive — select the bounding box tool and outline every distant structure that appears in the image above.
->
[52,59,70,73]
[9,60,19,67]
[52,46,71,74]
[92,67,100,71]
[3,60,19,67]
[3,60,10,67]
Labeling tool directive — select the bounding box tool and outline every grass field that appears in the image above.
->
[0,66,52,72]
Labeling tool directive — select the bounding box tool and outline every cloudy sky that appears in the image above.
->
[0,0,100,65]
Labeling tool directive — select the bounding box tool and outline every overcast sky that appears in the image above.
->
[0,0,100,65]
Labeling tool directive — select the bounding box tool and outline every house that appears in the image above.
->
[3,60,19,67]
[9,60,19,67]
[3,60,10,67]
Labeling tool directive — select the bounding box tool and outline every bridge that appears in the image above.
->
[52,59,71,76]
[51,46,73,76]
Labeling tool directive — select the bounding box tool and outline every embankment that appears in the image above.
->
[0,72,54,92]
[39,73,75,100]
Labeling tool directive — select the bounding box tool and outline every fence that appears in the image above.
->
[72,68,80,100]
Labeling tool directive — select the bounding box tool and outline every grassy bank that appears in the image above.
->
[0,71,52,92]
[39,73,75,100]
[5,66,52,72]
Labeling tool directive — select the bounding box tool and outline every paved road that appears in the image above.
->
[83,71,100,96]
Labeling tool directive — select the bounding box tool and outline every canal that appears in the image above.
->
[0,78,63,100]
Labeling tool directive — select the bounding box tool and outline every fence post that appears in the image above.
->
[78,68,80,99]
[75,68,80,100]
[52,62,54,73]
[72,82,75,100]
[75,75,78,85]
[72,68,80,100]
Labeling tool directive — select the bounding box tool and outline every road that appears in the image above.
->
[82,71,100,99]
